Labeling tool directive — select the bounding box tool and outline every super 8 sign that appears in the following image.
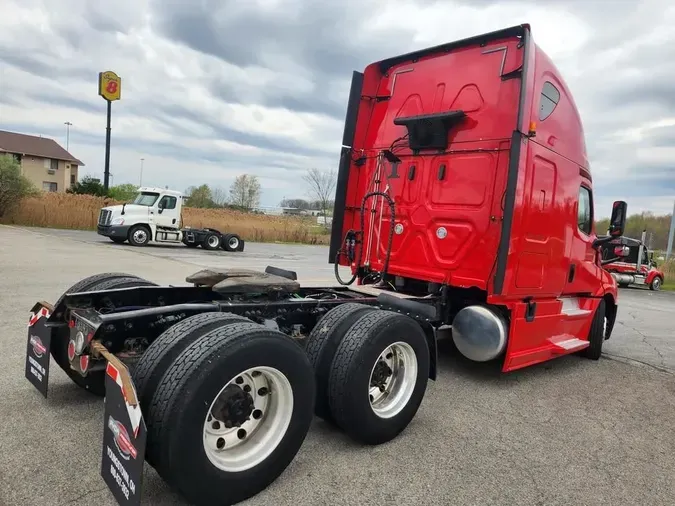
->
[98,71,122,101]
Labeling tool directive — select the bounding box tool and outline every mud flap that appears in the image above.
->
[25,302,54,397]
[101,361,147,506]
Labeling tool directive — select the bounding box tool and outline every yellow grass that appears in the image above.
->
[0,193,330,245]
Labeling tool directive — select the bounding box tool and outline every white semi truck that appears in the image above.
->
[96,187,245,252]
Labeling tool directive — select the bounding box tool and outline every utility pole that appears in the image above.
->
[64,121,72,151]
[666,199,675,260]
[139,158,145,187]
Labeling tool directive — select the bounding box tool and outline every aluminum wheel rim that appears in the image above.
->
[228,237,239,249]
[368,341,418,419]
[203,366,294,473]
[207,236,220,248]
[653,278,661,290]
[133,229,147,243]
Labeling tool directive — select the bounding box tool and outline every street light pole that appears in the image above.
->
[139,158,145,187]
[64,121,72,151]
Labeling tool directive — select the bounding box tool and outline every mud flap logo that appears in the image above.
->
[25,304,52,398]
[29,335,47,358]
[102,362,146,506]
[108,416,138,460]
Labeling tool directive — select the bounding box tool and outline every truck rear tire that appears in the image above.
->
[305,303,377,422]
[128,225,151,246]
[222,233,242,252]
[327,310,430,445]
[145,321,315,506]
[51,273,157,396]
[202,232,222,250]
[132,312,252,441]
[580,299,606,360]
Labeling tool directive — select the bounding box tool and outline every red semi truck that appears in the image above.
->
[599,230,665,290]
[24,24,627,506]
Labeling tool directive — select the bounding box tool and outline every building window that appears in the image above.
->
[539,81,560,121]
[51,159,58,171]
[159,196,177,210]
[42,182,58,192]
[577,186,592,236]
[70,174,76,185]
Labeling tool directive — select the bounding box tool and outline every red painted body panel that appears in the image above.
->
[334,25,620,371]
[341,35,523,289]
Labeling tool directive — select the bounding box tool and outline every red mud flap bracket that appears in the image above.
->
[95,345,147,506]
[25,301,54,397]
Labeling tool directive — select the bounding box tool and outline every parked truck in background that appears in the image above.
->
[24,24,630,506]
[96,186,245,252]
[599,230,665,290]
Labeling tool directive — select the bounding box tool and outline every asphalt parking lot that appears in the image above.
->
[1,225,674,506]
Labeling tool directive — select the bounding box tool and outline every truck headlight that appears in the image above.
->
[111,217,125,225]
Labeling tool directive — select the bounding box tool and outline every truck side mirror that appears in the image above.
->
[608,200,627,237]
[157,201,164,214]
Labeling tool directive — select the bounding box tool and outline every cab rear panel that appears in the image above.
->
[334,29,526,291]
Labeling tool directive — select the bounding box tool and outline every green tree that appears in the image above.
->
[67,175,107,196]
[0,154,38,218]
[229,174,261,211]
[107,184,139,201]
[185,184,215,208]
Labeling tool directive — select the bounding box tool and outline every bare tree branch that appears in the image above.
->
[302,168,336,224]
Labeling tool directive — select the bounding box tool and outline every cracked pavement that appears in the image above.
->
[0,225,673,506]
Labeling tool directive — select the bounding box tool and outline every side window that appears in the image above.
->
[159,196,177,210]
[577,186,592,236]
[539,81,560,121]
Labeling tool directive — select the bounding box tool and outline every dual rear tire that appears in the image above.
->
[135,314,315,506]
[50,272,158,396]
[134,305,430,504]
[305,304,431,445]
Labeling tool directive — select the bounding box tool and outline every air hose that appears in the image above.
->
[334,191,396,286]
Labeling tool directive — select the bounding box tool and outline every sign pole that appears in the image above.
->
[104,100,112,190]
[97,71,122,192]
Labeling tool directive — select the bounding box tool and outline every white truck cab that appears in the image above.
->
[97,187,244,252]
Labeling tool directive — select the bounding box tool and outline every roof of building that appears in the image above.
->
[0,129,85,166]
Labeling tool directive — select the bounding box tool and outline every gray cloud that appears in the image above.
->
[0,0,673,211]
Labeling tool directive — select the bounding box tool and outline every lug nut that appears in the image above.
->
[235,376,243,384]
[252,409,262,420]
[212,421,220,430]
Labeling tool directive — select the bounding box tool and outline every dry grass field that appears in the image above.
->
[0,193,330,245]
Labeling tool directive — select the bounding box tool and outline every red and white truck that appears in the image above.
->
[23,24,629,506]
[599,230,665,290]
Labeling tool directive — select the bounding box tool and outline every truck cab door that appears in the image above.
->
[562,184,599,295]
[154,195,179,228]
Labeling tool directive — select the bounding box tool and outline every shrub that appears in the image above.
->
[0,154,39,218]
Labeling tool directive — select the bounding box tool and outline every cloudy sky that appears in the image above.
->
[1,0,674,217]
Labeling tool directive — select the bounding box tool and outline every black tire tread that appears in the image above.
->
[51,273,155,396]
[305,303,377,421]
[582,299,606,360]
[133,312,251,426]
[327,310,429,444]
[147,321,314,504]
[146,321,269,475]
